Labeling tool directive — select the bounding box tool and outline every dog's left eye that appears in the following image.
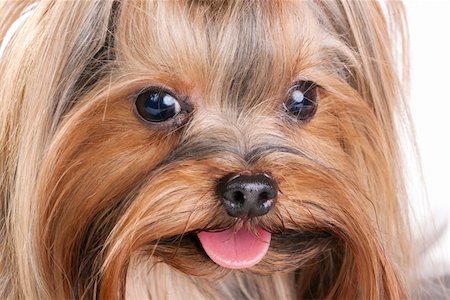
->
[284,81,318,121]
[135,89,181,123]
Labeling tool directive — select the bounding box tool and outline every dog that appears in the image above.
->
[0,0,432,299]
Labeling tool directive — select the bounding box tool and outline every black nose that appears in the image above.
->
[216,174,277,218]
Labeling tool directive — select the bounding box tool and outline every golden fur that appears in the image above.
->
[0,0,428,299]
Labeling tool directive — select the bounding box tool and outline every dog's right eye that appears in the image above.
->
[284,81,319,121]
[135,89,181,123]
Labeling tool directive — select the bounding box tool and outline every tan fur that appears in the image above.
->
[0,0,424,299]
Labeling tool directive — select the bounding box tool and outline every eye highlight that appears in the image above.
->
[135,89,182,123]
[284,81,319,121]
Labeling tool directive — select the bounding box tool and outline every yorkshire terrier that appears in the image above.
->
[0,1,434,299]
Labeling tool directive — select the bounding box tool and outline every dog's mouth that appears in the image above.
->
[157,225,334,272]
[197,226,271,269]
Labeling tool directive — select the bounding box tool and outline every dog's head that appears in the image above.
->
[0,1,412,299]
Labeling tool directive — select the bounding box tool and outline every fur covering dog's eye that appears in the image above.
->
[135,89,181,123]
[284,81,318,121]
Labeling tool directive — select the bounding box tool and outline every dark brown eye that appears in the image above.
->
[135,89,181,123]
[284,81,318,121]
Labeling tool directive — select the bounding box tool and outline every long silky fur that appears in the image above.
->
[0,1,428,299]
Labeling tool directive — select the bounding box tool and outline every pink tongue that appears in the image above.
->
[197,227,271,269]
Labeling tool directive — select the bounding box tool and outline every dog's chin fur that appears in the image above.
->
[0,0,437,299]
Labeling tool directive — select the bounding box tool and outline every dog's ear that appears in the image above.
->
[0,2,117,298]
[316,1,409,130]
[309,2,416,297]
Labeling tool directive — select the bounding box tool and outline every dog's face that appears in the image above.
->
[26,1,407,298]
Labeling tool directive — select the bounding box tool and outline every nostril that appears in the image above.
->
[259,191,269,201]
[232,191,245,203]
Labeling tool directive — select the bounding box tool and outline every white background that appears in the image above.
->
[405,0,450,274]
